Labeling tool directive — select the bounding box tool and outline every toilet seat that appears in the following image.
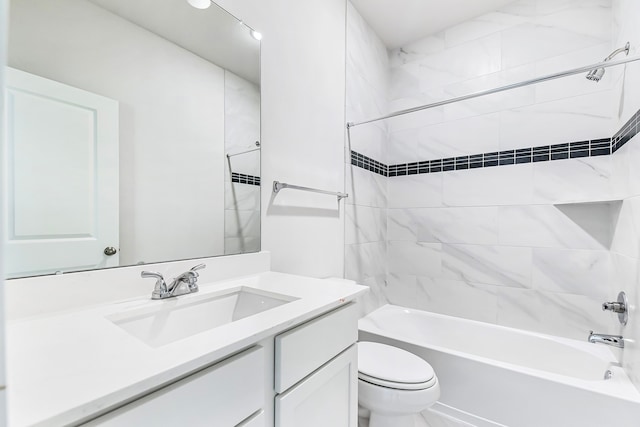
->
[358,342,436,390]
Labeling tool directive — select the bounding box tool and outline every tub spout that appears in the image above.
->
[588,331,624,348]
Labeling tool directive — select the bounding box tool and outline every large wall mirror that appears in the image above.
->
[4,0,261,278]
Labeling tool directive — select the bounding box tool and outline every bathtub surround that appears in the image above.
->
[609,0,640,396]
[346,0,624,344]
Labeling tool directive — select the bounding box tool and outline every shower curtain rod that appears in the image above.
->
[346,55,640,129]
[226,147,260,158]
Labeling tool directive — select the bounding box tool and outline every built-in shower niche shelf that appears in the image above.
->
[553,199,622,249]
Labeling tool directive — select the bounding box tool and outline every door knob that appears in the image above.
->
[104,246,118,256]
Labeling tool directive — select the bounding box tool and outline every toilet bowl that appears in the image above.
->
[358,341,440,427]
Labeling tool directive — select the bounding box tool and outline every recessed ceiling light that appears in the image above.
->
[187,0,211,9]
[250,30,263,41]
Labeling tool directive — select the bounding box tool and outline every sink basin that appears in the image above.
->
[108,287,298,347]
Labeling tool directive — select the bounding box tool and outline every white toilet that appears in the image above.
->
[358,342,440,427]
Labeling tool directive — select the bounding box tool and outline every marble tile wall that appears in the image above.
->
[370,0,623,341]
[224,71,261,255]
[345,2,390,316]
[610,0,640,393]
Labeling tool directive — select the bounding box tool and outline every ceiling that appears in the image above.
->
[88,0,260,84]
[350,0,517,48]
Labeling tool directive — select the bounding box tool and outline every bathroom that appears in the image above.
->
[2,0,640,425]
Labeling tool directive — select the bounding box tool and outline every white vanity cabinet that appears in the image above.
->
[85,346,265,427]
[83,303,359,427]
[274,303,359,427]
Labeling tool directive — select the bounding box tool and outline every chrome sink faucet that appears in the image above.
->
[588,331,624,348]
[141,264,206,300]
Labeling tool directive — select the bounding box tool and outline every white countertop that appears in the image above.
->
[6,272,367,427]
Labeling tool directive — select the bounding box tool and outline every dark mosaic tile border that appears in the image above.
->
[350,110,640,177]
[231,172,261,186]
[351,151,388,176]
[613,109,640,153]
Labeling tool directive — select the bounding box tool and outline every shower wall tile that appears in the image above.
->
[388,34,446,67]
[532,156,621,204]
[532,248,612,300]
[346,70,388,123]
[385,274,421,308]
[415,207,499,245]
[388,241,442,276]
[441,66,537,122]
[387,209,420,241]
[496,287,612,340]
[610,195,640,259]
[441,244,532,288]
[347,120,387,163]
[345,205,386,245]
[346,165,387,208]
[534,42,614,104]
[385,97,446,132]
[611,252,640,384]
[535,0,612,41]
[443,11,528,48]
[498,91,613,150]
[498,205,607,249]
[388,174,443,208]
[415,34,502,93]
[501,21,609,70]
[355,274,388,317]
[387,127,419,164]
[416,113,500,160]
[345,241,387,282]
[346,2,389,98]
[442,165,534,206]
[415,277,498,323]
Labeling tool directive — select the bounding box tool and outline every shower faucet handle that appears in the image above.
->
[602,291,628,326]
[602,301,626,313]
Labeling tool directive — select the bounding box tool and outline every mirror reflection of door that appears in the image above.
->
[4,67,119,278]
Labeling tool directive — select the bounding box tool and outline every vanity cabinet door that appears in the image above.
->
[275,345,357,427]
[84,346,264,427]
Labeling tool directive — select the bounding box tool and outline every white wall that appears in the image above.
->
[215,0,347,278]
[8,0,226,267]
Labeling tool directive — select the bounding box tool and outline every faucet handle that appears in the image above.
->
[141,270,164,280]
[190,264,206,273]
[185,264,206,290]
[142,271,167,299]
[602,301,626,313]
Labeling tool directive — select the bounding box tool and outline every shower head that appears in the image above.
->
[586,42,630,82]
[586,68,606,82]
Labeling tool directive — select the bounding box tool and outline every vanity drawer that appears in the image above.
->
[275,303,357,393]
[86,346,264,426]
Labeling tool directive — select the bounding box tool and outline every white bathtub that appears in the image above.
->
[359,305,640,427]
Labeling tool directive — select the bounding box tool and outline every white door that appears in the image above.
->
[275,345,358,427]
[4,67,119,277]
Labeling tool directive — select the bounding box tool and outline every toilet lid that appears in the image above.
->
[358,342,435,386]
